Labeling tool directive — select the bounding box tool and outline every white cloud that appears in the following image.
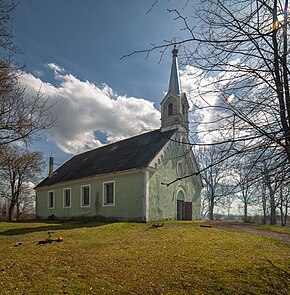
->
[19,66,160,155]
[180,65,223,143]
[32,69,44,77]
[180,63,255,144]
[46,63,65,73]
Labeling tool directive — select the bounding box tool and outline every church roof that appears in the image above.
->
[36,129,176,188]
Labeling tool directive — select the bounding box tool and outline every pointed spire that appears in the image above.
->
[168,45,181,95]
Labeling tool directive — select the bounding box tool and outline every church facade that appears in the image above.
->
[35,47,202,222]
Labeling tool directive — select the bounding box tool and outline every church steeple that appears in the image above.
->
[168,46,180,95]
[160,46,189,133]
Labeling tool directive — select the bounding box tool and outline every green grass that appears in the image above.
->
[0,221,289,294]
[255,224,290,234]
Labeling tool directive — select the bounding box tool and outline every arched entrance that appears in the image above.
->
[176,189,192,220]
[176,189,185,220]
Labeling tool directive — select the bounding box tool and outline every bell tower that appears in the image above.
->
[160,46,189,133]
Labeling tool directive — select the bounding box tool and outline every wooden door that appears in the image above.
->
[184,202,192,220]
[177,200,184,220]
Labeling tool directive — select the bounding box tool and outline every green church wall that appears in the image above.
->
[36,171,144,221]
[35,46,202,222]
[147,140,201,221]
[36,141,201,222]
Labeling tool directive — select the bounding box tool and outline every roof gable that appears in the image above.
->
[36,129,176,188]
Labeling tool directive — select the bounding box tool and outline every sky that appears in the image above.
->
[9,1,275,217]
[11,0,203,175]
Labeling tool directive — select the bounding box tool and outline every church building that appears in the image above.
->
[35,47,202,221]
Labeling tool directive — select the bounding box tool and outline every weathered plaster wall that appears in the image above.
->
[36,171,144,221]
[36,137,201,222]
[148,139,201,221]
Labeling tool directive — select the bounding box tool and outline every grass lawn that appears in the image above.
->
[0,221,289,294]
[257,224,290,234]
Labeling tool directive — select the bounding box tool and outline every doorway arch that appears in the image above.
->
[176,189,185,220]
[176,188,192,220]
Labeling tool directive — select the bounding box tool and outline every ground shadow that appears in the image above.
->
[258,259,290,294]
[0,221,114,236]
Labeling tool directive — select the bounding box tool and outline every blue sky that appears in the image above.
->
[13,0,189,101]
[12,0,197,175]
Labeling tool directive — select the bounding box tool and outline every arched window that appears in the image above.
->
[177,161,184,177]
[182,103,186,115]
[168,103,173,116]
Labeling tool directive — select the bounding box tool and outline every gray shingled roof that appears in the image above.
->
[36,129,176,188]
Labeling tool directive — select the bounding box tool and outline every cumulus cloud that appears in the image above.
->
[180,62,273,147]
[19,65,160,155]
[180,65,223,143]
[46,63,65,73]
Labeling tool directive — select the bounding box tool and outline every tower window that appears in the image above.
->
[168,103,173,116]
[182,104,186,114]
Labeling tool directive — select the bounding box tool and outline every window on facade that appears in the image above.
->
[48,191,54,209]
[177,161,185,177]
[182,103,186,114]
[168,103,173,116]
[103,181,115,206]
[63,188,71,208]
[81,185,90,207]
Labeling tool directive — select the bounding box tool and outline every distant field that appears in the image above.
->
[0,221,289,294]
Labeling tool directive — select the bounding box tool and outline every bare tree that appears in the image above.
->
[0,0,19,56]
[277,178,289,226]
[257,177,268,224]
[16,182,36,219]
[260,159,288,225]
[196,144,232,220]
[0,145,44,220]
[235,158,259,222]
[220,193,236,217]
[132,0,290,194]
[0,1,54,148]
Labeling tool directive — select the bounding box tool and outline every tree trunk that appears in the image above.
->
[269,194,276,225]
[280,205,285,226]
[283,195,289,226]
[280,195,288,226]
[243,202,248,223]
[265,175,277,225]
[208,195,214,220]
[16,202,21,221]
[262,195,267,224]
[227,205,231,217]
[7,201,15,221]
[261,183,267,224]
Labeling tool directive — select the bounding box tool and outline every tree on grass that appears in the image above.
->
[0,0,54,148]
[235,160,259,222]
[278,181,289,226]
[136,1,290,166]
[196,143,233,219]
[0,146,44,220]
[131,1,290,220]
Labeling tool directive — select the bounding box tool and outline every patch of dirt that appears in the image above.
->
[197,221,290,245]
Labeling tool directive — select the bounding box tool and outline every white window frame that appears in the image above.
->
[103,181,115,206]
[80,185,91,207]
[63,188,71,208]
[48,190,55,209]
